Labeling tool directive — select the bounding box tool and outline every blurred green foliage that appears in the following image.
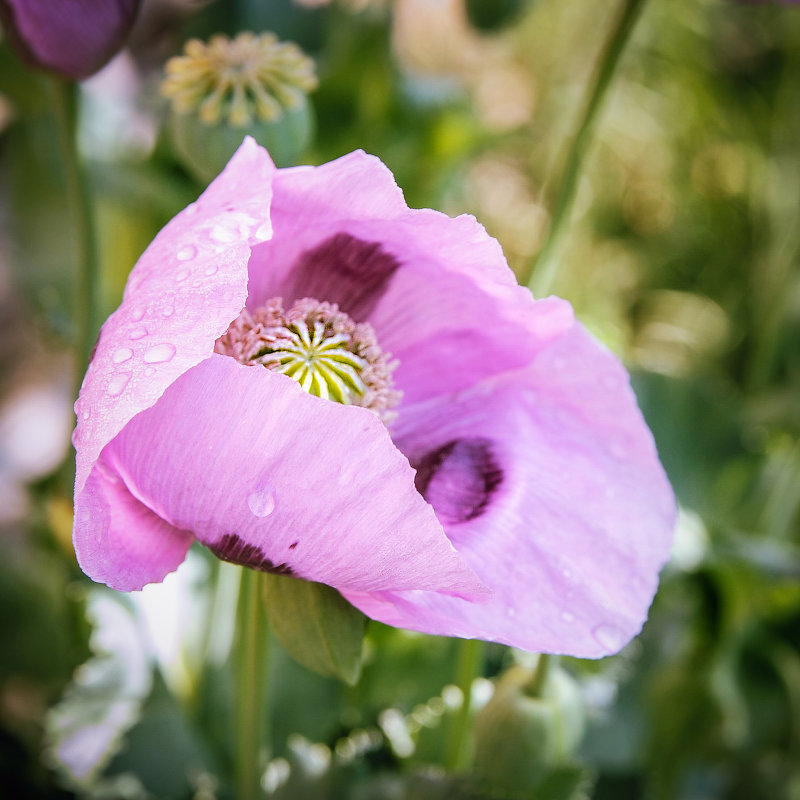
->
[1,0,799,798]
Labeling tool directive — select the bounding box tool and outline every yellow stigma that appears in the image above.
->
[161,32,317,127]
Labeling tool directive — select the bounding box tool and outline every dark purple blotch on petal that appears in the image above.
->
[285,233,400,320]
[207,533,295,575]
[413,438,503,525]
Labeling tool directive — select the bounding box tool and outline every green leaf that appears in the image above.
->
[262,575,367,685]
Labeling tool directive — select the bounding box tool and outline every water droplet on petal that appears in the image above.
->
[143,343,176,364]
[506,607,516,618]
[561,611,575,623]
[204,264,218,276]
[175,269,189,283]
[81,410,90,420]
[131,306,146,321]
[210,223,238,243]
[162,305,175,317]
[247,484,276,518]
[177,244,197,261]
[112,347,133,364]
[610,439,629,460]
[107,373,131,396]
[185,204,198,216]
[129,327,147,340]
[592,623,626,652]
[144,367,156,377]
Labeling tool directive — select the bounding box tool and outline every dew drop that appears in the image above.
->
[112,347,133,364]
[506,607,516,618]
[144,367,156,377]
[210,223,238,243]
[185,204,198,216]
[81,410,90,420]
[561,611,575,623]
[131,306,146,321]
[177,244,197,261]
[592,623,626,652]
[247,485,276,518]
[129,327,147,340]
[523,390,538,406]
[610,439,629,460]
[162,305,175,317]
[204,264,218,276]
[175,269,189,283]
[143,343,176,364]
[107,373,131,397]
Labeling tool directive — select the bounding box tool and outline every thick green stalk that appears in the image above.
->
[529,0,649,296]
[50,78,101,384]
[444,638,484,772]
[235,568,270,800]
[528,653,553,697]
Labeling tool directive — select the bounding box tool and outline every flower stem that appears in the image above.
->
[528,0,649,297]
[234,568,270,800]
[528,653,553,697]
[50,77,101,386]
[444,638,484,772]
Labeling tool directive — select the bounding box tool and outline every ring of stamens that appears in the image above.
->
[216,298,401,421]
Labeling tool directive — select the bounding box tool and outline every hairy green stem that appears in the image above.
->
[444,638,484,772]
[529,0,649,296]
[235,568,270,800]
[50,78,101,384]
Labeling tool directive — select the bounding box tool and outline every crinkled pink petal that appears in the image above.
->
[75,459,194,591]
[73,138,275,498]
[78,354,488,595]
[244,151,568,404]
[342,318,676,658]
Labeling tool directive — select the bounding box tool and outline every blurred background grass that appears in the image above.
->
[0,0,799,798]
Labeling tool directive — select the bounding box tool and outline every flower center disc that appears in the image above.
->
[216,298,400,420]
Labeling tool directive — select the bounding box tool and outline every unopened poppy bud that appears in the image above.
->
[161,32,317,180]
[473,663,585,794]
[0,0,141,80]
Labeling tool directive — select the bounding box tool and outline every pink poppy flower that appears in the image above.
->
[73,138,675,658]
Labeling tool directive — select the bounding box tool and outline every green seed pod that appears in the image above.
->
[473,663,585,795]
[161,32,317,180]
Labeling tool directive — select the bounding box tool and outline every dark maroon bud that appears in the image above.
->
[0,0,141,80]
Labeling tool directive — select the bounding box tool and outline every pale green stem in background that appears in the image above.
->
[529,0,649,297]
[528,653,553,697]
[50,78,101,386]
[444,638,484,772]
[235,568,270,800]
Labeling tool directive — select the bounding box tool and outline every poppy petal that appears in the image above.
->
[343,321,676,657]
[78,354,488,596]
